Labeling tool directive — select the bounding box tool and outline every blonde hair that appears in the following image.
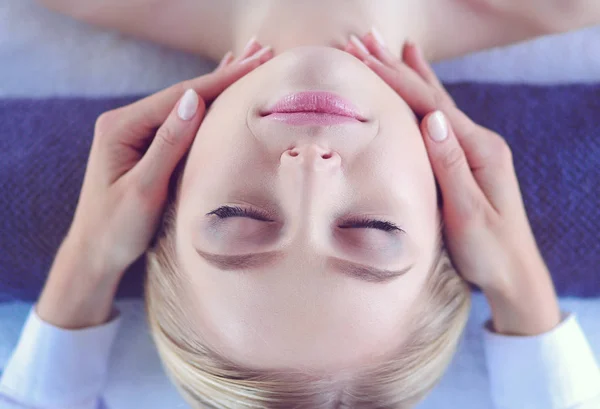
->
[144,164,471,409]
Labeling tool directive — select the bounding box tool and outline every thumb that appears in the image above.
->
[133,88,204,192]
[421,111,488,220]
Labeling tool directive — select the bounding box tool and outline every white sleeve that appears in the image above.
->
[0,304,121,409]
[484,312,600,409]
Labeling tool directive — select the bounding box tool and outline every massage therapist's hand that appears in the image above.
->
[346,32,561,336]
[36,44,273,329]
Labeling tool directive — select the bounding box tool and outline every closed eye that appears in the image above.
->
[207,206,402,233]
[206,206,273,222]
[339,218,403,232]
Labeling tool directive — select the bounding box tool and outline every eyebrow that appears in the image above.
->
[328,257,413,283]
[194,249,413,283]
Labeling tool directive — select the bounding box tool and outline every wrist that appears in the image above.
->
[64,226,128,278]
[484,277,561,336]
[36,239,122,329]
[483,258,561,336]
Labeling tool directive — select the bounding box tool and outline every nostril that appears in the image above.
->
[285,146,337,161]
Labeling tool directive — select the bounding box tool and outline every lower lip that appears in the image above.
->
[262,91,365,125]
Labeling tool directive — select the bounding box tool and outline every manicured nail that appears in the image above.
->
[177,89,198,121]
[427,111,448,142]
[371,27,386,47]
[404,38,415,48]
[350,34,369,54]
[240,46,272,65]
[243,36,258,52]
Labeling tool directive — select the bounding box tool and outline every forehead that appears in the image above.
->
[175,244,432,373]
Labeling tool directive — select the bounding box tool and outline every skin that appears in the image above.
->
[355,38,561,337]
[175,46,439,372]
[38,0,600,63]
[32,0,583,378]
[35,52,275,329]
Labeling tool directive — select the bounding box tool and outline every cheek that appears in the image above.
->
[178,124,276,231]
[399,154,439,251]
[372,125,439,257]
[369,124,437,208]
[187,66,267,162]
[182,111,259,191]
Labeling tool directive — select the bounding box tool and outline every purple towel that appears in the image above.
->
[1,84,599,302]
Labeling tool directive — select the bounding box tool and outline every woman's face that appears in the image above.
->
[175,46,439,374]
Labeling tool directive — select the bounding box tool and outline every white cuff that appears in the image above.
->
[0,304,121,408]
[484,312,600,409]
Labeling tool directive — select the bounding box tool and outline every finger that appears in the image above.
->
[238,45,274,65]
[110,51,271,138]
[361,28,400,68]
[402,42,442,89]
[362,46,482,158]
[421,110,489,219]
[133,89,203,192]
[348,34,371,60]
[437,110,521,214]
[363,43,518,214]
[344,42,366,61]
[402,42,454,106]
[233,36,264,63]
[363,55,436,117]
[216,51,235,71]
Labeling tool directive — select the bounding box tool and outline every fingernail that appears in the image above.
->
[371,27,386,47]
[405,38,415,48]
[427,111,448,142]
[243,36,258,52]
[350,34,369,54]
[240,46,272,65]
[177,89,198,121]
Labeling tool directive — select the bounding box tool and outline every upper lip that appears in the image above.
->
[262,91,367,121]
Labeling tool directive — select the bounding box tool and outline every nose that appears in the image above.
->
[278,143,342,248]
[280,144,341,173]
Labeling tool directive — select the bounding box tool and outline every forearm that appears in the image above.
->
[1,239,122,406]
[36,237,122,329]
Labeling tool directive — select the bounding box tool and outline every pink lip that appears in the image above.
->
[262,91,366,125]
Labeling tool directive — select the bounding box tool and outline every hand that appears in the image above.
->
[344,32,561,336]
[66,42,273,279]
[36,43,273,329]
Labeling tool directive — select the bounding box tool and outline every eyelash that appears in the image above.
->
[207,206,272,221]
[207,206,402,232]
[339,218,402,232]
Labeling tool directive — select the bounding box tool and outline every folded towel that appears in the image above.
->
[1,84,598,302]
